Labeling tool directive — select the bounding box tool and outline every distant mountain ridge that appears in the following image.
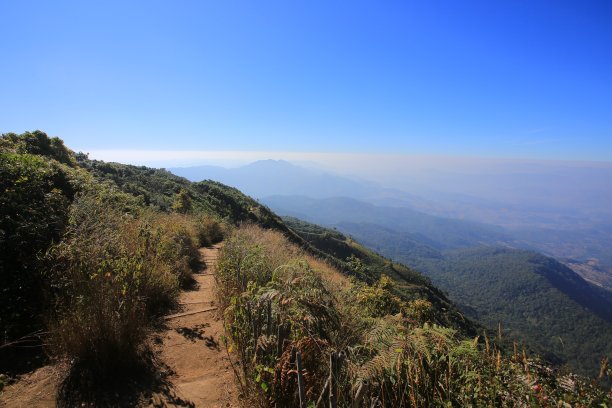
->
[170,160,383,199]
[263,195,512,250]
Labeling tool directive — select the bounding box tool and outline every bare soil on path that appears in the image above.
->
[154,244,241,408]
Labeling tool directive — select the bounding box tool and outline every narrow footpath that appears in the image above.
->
[155,244,241,408]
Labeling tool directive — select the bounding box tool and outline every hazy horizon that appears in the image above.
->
[84,148,612,172]
[84,149,612,208]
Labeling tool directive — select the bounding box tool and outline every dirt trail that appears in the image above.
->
[156,244,241,408]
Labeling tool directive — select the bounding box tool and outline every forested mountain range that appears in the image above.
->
[173,160,612,291]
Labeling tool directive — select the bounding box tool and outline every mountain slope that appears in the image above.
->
[281,217,476,334]
[428,249,612,376]
[333,220,612,377]
[79,159,476,334]
[263,195,511,249]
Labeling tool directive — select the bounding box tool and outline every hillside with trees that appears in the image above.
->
[328,220,612,378]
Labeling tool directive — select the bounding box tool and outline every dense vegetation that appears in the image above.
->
[0,131,465,388]
[330,220,612,378]
[1,131,610,405]
[1,133,86,353]
[283,217,475,334]
[217,224,611,407]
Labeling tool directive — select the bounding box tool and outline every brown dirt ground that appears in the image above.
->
[154,244,242,408]
[0,364,64,407]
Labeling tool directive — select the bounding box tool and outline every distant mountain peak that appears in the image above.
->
[245,159,296,168]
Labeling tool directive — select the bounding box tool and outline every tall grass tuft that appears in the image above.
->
[194,214,225,247]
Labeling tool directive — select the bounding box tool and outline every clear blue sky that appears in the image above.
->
[1,0,611,160]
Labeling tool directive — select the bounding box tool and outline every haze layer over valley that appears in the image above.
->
[167,157,612,291]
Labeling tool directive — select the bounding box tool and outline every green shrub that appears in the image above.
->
[351,275,405,318]
[194,215,225,247]
[0,152,77,343]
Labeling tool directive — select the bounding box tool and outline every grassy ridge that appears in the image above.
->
[217,225,611,407]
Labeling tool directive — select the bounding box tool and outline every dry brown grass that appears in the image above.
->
[304,254,351,291]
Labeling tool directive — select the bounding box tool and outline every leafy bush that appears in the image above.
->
[193,214,225,247]
[0,151,83,344]
[351,275,405,318]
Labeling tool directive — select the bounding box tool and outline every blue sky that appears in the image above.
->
[1,0,611,160]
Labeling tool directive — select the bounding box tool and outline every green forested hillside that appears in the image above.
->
[333,221,612,377]
[282,217,476,334]
[416,248,612,375]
